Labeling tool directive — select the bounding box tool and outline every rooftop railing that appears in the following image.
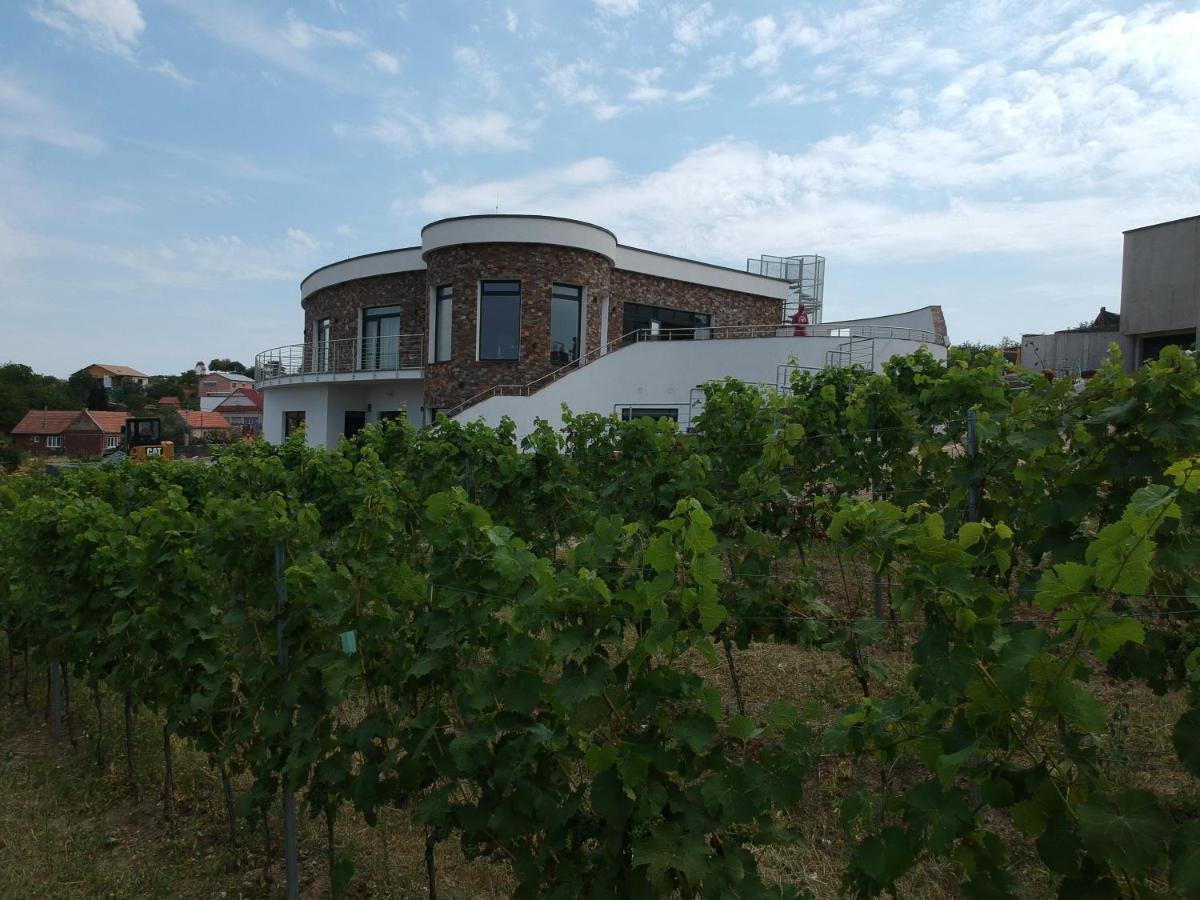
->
[255,335,424,383]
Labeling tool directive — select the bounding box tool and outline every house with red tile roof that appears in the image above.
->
[10,410,128,456]
[175,409,237,441]
[213,388,263,435]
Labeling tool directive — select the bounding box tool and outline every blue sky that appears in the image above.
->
[2,0,1198,376]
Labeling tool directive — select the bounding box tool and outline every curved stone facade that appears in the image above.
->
[302,270,427,345]
[423,242,613,412]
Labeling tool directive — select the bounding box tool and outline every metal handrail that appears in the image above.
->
[444,324,945,420]
[441,321,946,417]
[255,334,424,383]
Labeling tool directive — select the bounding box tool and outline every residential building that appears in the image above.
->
[255,214,949,446]
[11,410,127,456]
[175,409,237,441]
[198,371,255,398]
[213,388,263,435]
[82,363,149,403]
[157,396,181,408]
[83,363,150,388]
[1120,214,1200,366]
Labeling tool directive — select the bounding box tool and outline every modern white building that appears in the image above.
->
[256,215,949,446]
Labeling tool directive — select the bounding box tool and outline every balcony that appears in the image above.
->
[255,335,424,387]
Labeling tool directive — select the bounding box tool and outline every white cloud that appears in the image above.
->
[541,58,624,120]
[453,46,501,98]
[667,2,734,53]
[414,157,619,216]
[342,108,533,154]
[370,50,400,75]
[416,3,1200,271]
[505,8,519,34]
[148,58,193,84]
[593,0,638,16]
[626,67,711,104]
[280,10,362,49]
[335,224,355,239]
[286,228,319,250]
[163,1,396,90]
[29,0,144,59]
[0,77,105,152]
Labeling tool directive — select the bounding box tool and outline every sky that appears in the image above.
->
[1,0,1198,377]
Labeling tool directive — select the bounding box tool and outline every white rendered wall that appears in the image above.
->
[262,380,425,446]
[456,335,947,438]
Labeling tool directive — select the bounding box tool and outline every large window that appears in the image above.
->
[622,302,712,343]
[313,317,331,372]
[550,284,582,364]
[284,411,306,437]
[361,305,402,370]
[478,280,521,361]
[47,434,63,449]
[433,285,453,362]
[105,435,120,450]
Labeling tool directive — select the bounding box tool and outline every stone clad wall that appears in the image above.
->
[293,245,785,417]
[302,270,428,346]
[609,269,783,341]
[423,243,613,413]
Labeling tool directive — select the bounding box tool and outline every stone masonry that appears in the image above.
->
[298,244,785,415]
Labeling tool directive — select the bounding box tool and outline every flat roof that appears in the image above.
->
[1123,213,1200,234]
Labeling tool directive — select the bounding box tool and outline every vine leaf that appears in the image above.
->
[1170,821,1200,895]
[1172,708,1200,778]
[1076,789,1171,872]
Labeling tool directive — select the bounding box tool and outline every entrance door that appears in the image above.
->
[343,411,366,438]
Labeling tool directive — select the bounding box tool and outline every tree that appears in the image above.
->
[0,363,77,434]
[208,358,249,376]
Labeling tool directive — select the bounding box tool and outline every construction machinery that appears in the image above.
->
[122,417,175,461]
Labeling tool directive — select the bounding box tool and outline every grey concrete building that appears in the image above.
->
[1020,308,1126,376]
[1120,214,1200,366]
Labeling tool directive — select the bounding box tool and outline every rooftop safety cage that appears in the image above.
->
[746,254,825,324]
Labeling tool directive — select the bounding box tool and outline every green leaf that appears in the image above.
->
[1045,681,1105,734]
[673,714,718,754]
[1173,708,1200,778]
[585,744,617,773]
[727,714,758,742]
[1086,521,1155,595]
[644,534,676,574]
[1092,618,1144,662]
[957,521,985,548]
[1170,821,1200,895]
[331,855,355,898]
[633,824,707,884]
[1077,789,1171,872]
[1034,563,1091,612]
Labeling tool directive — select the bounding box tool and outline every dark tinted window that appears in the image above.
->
[622,302,711,342]
[620,407,679,421]
[479,280,521,360]
[551,284,582,364]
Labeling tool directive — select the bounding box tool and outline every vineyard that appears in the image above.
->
[2,344,1199,899]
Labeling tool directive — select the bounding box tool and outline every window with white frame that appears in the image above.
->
[47,435,63,449]
[105,435,119,450]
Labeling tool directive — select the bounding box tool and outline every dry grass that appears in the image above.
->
[2,600,1196,900]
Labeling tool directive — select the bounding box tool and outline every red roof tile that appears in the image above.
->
[11,410,82,435]
[177,409,234,429]
[83,411,131,434]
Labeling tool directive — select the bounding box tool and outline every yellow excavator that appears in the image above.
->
[122,417,175,461]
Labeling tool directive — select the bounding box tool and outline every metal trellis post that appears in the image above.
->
[274,541,300,900]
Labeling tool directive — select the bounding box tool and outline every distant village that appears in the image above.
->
[6,361,261,459]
